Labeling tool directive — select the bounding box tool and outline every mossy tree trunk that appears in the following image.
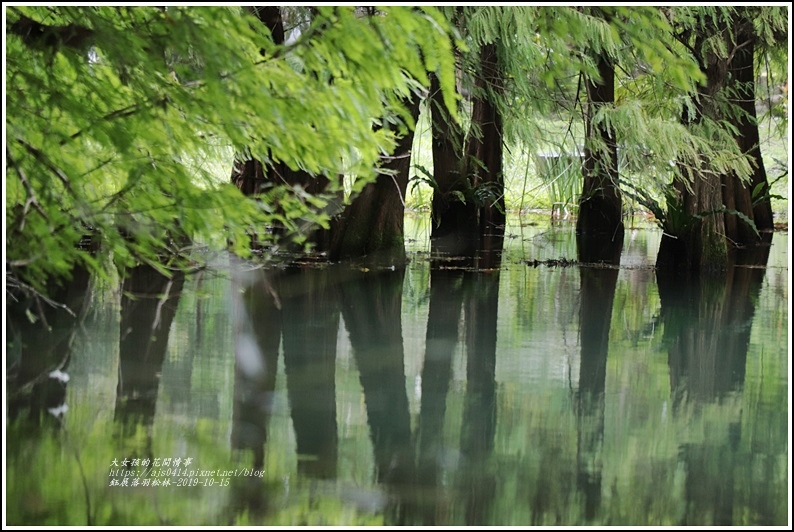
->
[658,15,730,273]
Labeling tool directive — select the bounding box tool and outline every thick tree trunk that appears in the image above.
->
[658,22,730,274]
[577,53,624,261]
[467,42,507,267]
[429,71,476,257]
[430,42,506,262]
[658,166,729,273]
[231,6,334,252]
[329,95,421,266]
[659,9,774,274]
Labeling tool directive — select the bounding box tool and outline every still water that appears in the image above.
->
[5,217,790,526]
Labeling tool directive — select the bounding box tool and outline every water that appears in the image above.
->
[5,217,789,526]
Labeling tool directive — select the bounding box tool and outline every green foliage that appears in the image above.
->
[5,5,458,296]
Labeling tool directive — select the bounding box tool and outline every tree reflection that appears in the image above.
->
[7,264,93,427]
[340,266,414,522]
[575,228,622,522]
[658,242,771,406]
[413,232,503,525]
[279,265,340,479]
[230,262,281,472]
[657,239,772,525]
[414,267,465,523]
[228,260,283,519]
[113,265,186,458]
[229,260,343,519]
[457,267,500,526]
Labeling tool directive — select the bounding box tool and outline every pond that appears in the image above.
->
[5,215,789,526]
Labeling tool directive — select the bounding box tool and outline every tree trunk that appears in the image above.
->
[577,51,624,262]
[659,9,775,274]
[657,18,731,274]
[466,42,507,267]
[730,11,773,234]
[329,95,421,266]
[429,71,476,257]
[231,6,334,252]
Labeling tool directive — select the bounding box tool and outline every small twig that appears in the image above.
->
[6,147,50,231]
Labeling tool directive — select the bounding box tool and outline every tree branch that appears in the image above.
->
[8,12,94,52]
[6,147,50,231]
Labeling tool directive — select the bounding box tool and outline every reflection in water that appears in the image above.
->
[658,242,771,406]
[337,244,503,525]
[232,262,343,477]
[5,224,788,527]
[414,267,465,523]
[230,262,281,472]
[229,261,343,518]
[7,265,93,427]
[228,260,282,519]
[457,268,500,526]
[340,267,414,490]
[657,240,773,526]
[280,266,340,478]
[575,232,623,522]
[114,265,186,458]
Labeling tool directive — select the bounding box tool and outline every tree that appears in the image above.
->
[328,92,423,266]
[5,6,458,300]
[427,7,508,260]
[576,8,623,262]
[656,6,787,273]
